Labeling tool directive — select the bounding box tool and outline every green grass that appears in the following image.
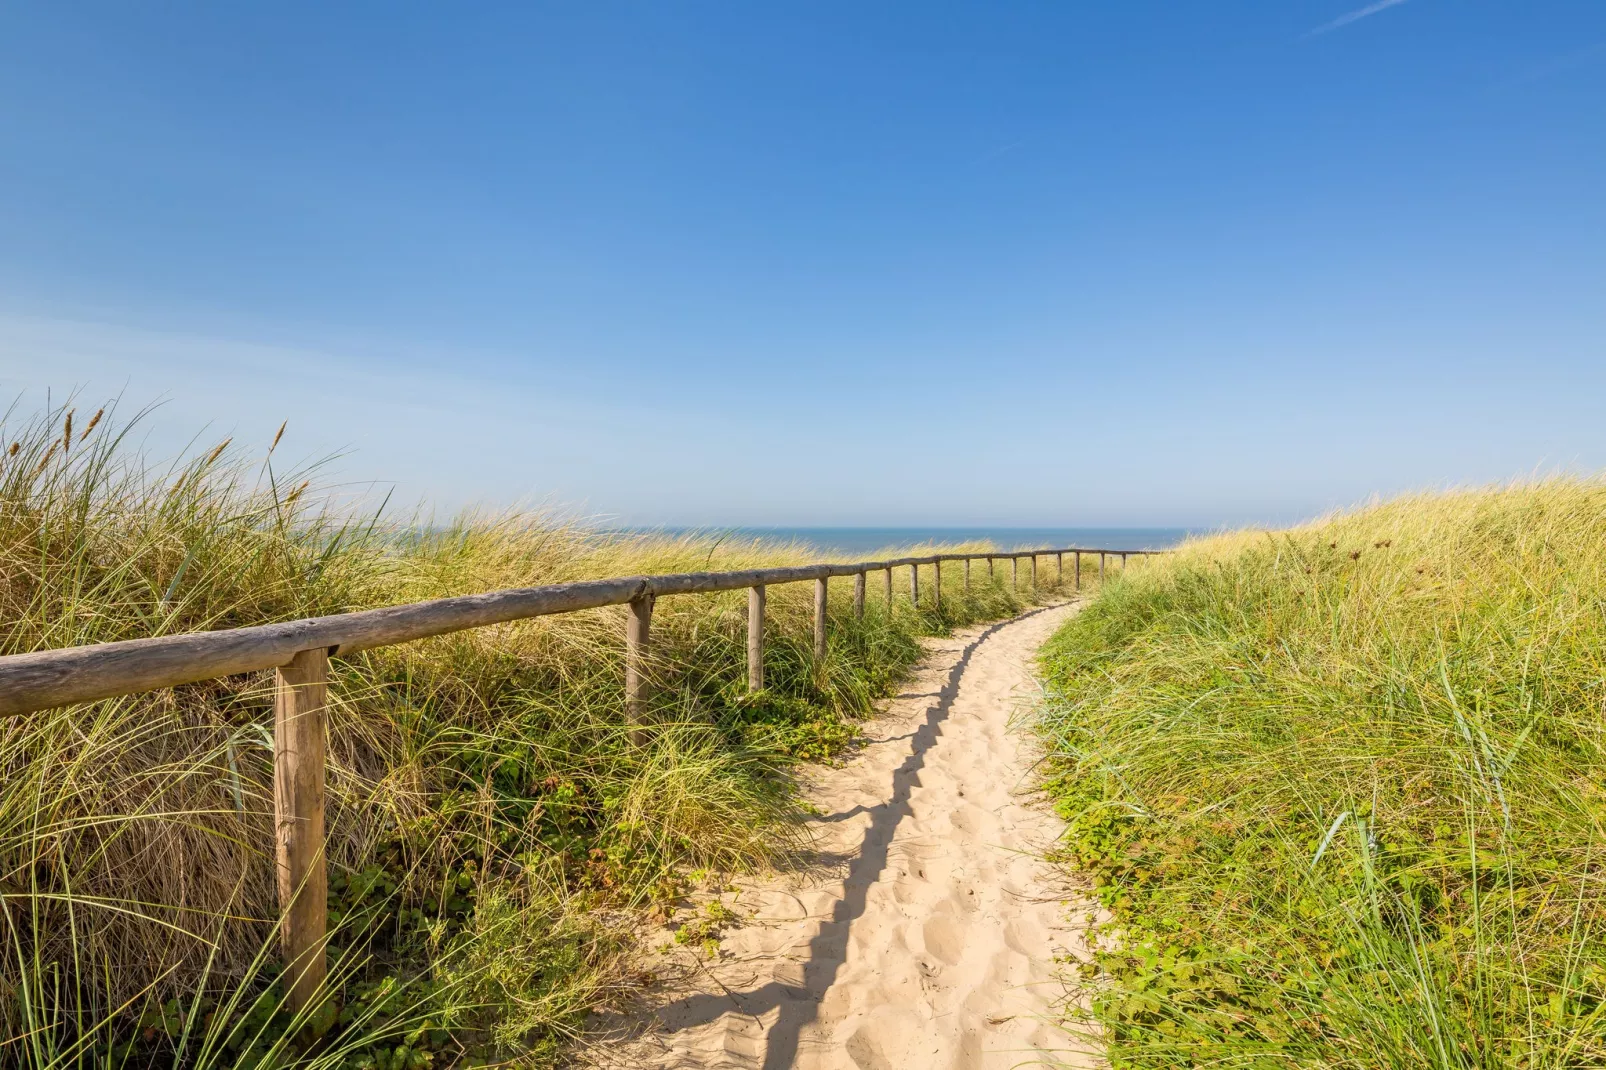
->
[0,399,1070,1068]
[1038,481,1606,1068]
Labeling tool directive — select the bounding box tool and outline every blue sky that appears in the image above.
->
[2,1,1603,527]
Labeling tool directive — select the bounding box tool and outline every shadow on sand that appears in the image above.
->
[643,607,1055,1068]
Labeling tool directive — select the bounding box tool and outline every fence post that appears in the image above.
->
[963,557,971,592]
[1057,552,1063,584]
[1099,553,1106,583]
[987,555,994,577]
[933,559,942,609]
[626,595,653,745]
[1030,554,1038,589]
[747,585,765,692]
[814,578,829,661]
[853,571,866,620]
[275,647,329,1014]
[1121,552,1128,570]
[1011,556,1019,588]
[883,566,893,608]
[1074,551,1081,591]
[910,563,920,607]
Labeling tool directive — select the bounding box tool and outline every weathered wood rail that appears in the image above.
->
[0,544,1160,1010]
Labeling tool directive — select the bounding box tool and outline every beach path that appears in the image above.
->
[592,602,1100,1070]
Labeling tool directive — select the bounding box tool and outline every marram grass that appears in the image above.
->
[1039,480,1606,1069]
[0,400,1074,1069]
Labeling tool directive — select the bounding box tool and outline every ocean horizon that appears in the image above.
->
[616,526,1195,555]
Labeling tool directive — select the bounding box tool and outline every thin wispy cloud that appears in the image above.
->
[1305,0,1410,38]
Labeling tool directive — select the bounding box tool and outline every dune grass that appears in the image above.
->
[1038,481,1606,1068]
[0,399,1069,1068]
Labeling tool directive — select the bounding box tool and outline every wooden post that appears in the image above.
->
[1121,552,1128,570]
[933,559,942,609]
[1074,551,1081,591]
[853,571,866,620]
[813,577,828,661]
[747,586,765,692]
[626,595,653,744]
[987,556,994,577]
[1057,552,1063,584]
[1011,556,1018,588]
[1031,554,1038,589]
[1099,553,1106,583]
[910,563,919,607]
[275,647,329,1014]
[963,557,971,592]
[883,567,893,608]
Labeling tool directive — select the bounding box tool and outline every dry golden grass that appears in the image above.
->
[0,399,1062,1067]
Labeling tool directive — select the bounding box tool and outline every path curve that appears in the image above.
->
[594,603,1100,1070]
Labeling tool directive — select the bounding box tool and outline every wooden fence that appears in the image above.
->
[0,545,1159,1009]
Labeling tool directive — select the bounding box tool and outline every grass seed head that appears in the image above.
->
[283,478,310,507]
[27,438,60,479]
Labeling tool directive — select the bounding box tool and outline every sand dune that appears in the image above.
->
[591,603,1101,1069]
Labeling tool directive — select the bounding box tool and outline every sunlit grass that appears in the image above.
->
[0,398,1069,1067]
[1039,481,1606,1068]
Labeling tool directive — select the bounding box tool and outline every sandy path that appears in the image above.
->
[591,603,1100,1070]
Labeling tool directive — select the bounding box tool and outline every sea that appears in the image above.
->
[627,527,1193,555]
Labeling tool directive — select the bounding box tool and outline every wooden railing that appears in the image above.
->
[0,544,1160,1009]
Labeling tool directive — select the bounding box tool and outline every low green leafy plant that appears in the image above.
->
[672,900,742,959]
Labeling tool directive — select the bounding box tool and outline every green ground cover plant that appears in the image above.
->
[0,399,1066,1069]
[1039,481,1606,1068]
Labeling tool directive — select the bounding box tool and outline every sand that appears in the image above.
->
[590,603,1101,1070]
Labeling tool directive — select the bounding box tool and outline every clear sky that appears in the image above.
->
[2,2,1603,528]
